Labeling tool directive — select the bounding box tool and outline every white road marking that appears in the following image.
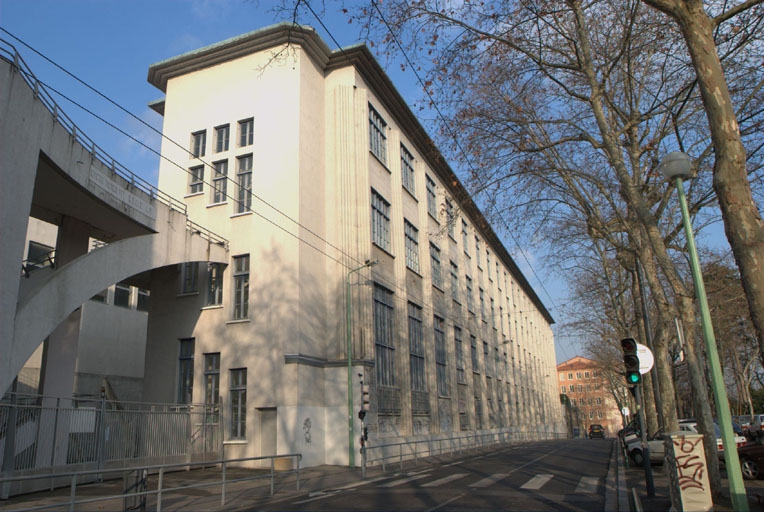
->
[520,474,554,490]
[469,473,508,488]
[379,473,432,487]
[425,494,464,512]
[575,476,600,493]
[422,473,469,487]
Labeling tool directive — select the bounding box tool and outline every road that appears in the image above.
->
[246,439,614,512]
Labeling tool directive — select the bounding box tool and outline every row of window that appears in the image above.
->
[180,255,249,320]
[565,395,604,406]
[561,384,600,394]
[559,370,596,381]
[177,340,247,439]
[190,118,254,158]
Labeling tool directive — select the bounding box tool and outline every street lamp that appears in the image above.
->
[346,259,377,468]
[659,151,748,510]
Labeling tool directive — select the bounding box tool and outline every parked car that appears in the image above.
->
[618,420,640,450]
[588,424,605,439]
[738,443,764,480]
[678,420,747,455]
[626,429,667,465]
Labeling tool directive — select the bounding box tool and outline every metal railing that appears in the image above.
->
[360,429,568,477]
[0,454,302,512]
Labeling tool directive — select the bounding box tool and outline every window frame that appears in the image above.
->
[215,124,230,153]
[230,368,247,439]
[191,130,206,158]
[368,104,388,165]
[236,154,253,213]
[238,118,254,147]
[189,165,204,194]
[404,219,420,272]
[374,284,396,388]
[408,303,426,392]
[177,338,195,404]
[211,160,228,204]
[371,189,391,251]
[233,255,250,320]
[400,143,415,195]
[430,243,443,289]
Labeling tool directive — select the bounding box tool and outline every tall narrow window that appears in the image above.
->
[137,288,150,312]
[368,104,387,164]
[455,326,465,384]
[475,237,482,268]
[189,166,204,194]
[233,255,249,319]
[450,262,459,302]
[466,276,474,312]
[434,315,448,396]
[239,118,254,147]
[471,335,479,373]
[230,368,247,439]
[177,338,195,404]
[462,220,469,254]
[371,190,391,251]
[401,144,415,195]
[445,199,455,238]
[479,288,486,321]
[408,303,425,392]
[204,353,220,422]
[374,284,396,387]
[236,154,252,213]
[430,243,443,289]
[212,160,228,203]
[404,220,419,272]
[114,283,131,308]
[191,130,206,158]
[181,262,199,294]
[215,124,230,153]
[207,263,224,306]
[426,175,437,218]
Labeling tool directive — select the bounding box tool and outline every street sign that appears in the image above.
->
[637,343,654,374]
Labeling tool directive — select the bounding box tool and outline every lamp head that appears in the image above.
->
[659,151,692,180]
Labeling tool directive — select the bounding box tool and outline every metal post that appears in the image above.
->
[634,384,655,496]
[673,176,748,510]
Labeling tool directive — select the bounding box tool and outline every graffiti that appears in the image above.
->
[303,418,312,443]
[673,436,706,492]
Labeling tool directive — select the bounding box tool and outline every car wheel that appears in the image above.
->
[630,450,644,466]
[741,457,760,480]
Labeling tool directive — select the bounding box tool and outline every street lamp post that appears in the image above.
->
[346,259,377,468]
[660,151,748,511]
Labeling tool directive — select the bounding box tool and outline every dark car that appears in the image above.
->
[739,443,764,479]
[588,424,605,439]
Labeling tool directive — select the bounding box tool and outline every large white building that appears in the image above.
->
[140,23,560,468]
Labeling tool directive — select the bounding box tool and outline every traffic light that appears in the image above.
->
[621,338,641,386]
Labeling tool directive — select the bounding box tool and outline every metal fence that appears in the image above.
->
[1,395,221,497]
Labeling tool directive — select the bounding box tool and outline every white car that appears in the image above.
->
[678,420,747,454]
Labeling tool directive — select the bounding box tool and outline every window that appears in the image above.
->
[230,368,247,439]
[371,190,391,251]
[560,373,566,381]
[568,372,573,380]
[479,288,486,321]
[486,251,491,277]
[239,118,254,147]
[455,326,465,385]
[404,220,419,272]
[189,165,204,194]
[207,263,224,306]
[466,276,474,312]
[368,104,387,164]
[25,241,53,271]
[450,262,459,302]
[191,130,206,158]
[137,288,150,312]
[578,384,583,392]
[408,303,425,392]
[114,283,131,308]
[483,341,489,376]
[470,335,479,373]
[426,175,437,218]
[401,144,415,195]
[91,289,107,303]
[215,124,230,153]
[585,371,590,379]
[445,199,455,238]
[374,284,396,387]
[181,262,199,294]
[462,220,469,254]
[204,353,220,421]
[430,243,443,289]
[560,386,566,393]
[434,315,448,396]
[490,298,495,328]
[177,338,194,404]
[212,160,228,203]
[569,384,574,392]
[236,154,252,213]
[475,237,482,268]
[233,255,249,319]
[596,397,602,405]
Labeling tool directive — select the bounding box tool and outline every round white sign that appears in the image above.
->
[637,343,654,374]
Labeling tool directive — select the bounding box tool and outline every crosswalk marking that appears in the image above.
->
[520,474,554,490]
[575,476,599,493]
[469,473,508,488]
[422,473,469,487]
[379,473,431,487]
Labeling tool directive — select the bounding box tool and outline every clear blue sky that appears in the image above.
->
[1,0,581,362]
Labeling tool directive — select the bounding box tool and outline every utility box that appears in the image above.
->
[665,433,712,512]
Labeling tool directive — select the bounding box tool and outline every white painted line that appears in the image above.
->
[336,475,390,490]
[575,476,600,493]
[379,473,432,487]
[422,473,469,487]
[469,473,508,488]
[425,494,465,512]
[520,474,554,490]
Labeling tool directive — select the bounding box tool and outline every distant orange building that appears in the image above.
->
[557,356,621,437]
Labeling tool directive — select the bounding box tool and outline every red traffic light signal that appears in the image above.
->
[621,338,641,386]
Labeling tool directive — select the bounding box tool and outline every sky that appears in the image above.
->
[0,0,583,362]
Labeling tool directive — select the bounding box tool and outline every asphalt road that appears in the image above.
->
[246,439,614,512]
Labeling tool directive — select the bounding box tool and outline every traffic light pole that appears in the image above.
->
[634,383,655,497]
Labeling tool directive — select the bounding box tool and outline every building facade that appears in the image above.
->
[142,23,560,467]
[557,356,621,436]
